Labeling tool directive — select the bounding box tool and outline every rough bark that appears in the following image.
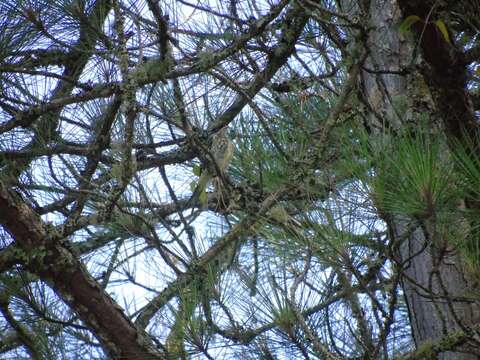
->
[0,182,165,359]
[356,0,480,358]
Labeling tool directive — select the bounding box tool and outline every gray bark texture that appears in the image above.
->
[352,0,480,358]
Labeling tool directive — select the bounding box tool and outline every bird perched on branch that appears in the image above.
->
[189,126,234,208]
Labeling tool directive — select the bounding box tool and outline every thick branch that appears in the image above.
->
[0,181,164,359]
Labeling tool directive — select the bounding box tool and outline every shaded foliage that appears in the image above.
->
[0,0,480,359]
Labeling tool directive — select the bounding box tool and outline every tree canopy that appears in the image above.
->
[0,0,480,359]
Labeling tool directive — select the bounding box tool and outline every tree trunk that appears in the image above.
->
[353,0,480,357]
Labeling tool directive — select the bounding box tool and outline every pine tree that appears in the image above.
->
[0,0,479,359]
